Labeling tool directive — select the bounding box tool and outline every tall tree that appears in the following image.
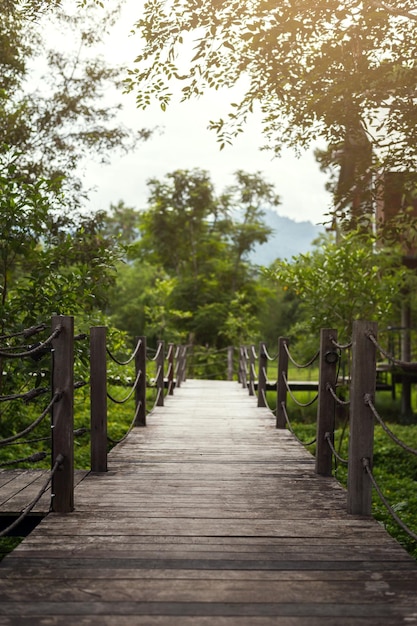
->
[114,169,276,347]
[126,1,417,220]
[1,0,150,204]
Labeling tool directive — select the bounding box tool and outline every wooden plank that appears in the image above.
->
[0,379,416,624]
[0,470,88,514]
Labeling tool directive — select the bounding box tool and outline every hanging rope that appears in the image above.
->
[283,341,320,368]
[362,458,417,543]
[0,454,64,538]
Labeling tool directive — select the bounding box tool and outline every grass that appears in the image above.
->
[265,386,417,561]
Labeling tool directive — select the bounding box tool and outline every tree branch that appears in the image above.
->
[370,1,417,22]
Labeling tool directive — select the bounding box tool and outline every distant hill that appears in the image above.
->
[249,210,324,266]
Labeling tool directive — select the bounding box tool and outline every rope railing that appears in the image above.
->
[283,341,320,369]
[106,337,142,366]
[0,451,47,468]
[324,432,348,465]
[0,453,64,538]
[363,458,417,543]
[367,332,417,369]
[365,394,417,457]
[281,372,319,407]
[326,383,350,406]
[0,322,47,341]
[90,331,186,472]
[0,392,60,446]
[0,326,62,359]
[0,315,77,515]
[262,345,278,362]
[241,322,416,544]
[107,368,143,405]
[0,387,50,403]
[281,402,317,447]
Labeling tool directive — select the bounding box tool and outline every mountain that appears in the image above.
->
[250,210,324,266]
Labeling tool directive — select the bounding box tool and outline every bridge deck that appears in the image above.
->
[1,379,417,625]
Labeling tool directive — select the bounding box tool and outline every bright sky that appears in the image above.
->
[76,1,333,224]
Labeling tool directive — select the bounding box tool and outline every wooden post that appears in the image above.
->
[175,346,181,388]
[241,347,248,390]
[168,342,175,395]
[177,345,187,387]
[135,336,147,426]
[156,340,164,407]
[51,315,74,513]
[181,345,187,383]
[347,320,377,515]
[257,342,267,407]
[90,326,108,472]
[315,328,338,476]
[276,337,289,429]
[249,345,255,396]
[227,346,233,381]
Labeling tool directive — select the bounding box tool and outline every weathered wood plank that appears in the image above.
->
[0,470,89,513]
[0,379,416,625]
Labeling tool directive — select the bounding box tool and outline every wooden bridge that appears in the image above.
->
[1,379,417,624]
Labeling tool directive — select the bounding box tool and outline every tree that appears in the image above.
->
[111,169,276,349]
[1,1,151,204]
[126,1,417,219]
[267,230,415,344]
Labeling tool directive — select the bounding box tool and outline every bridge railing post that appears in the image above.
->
[257,342,267,407]
[135,336,147,426]
[347,320,377,515]
[315,328,338,476]
[51,314,74,513]
[227,346,234,381]
[176,345,187,387]
[276,337,289,428]
[167,342,175,395]
[156,340,164,406]
[90,326,108,472]
[249,345,256,396]
[241,346,248,390]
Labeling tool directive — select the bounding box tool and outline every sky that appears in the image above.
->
[67,0,333,225]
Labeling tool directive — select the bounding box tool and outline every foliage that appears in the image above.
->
[1,0,150,204]
[109,168,278,350]
[127,0,417,208]
[266,229,415,344]
[267,390,417,561]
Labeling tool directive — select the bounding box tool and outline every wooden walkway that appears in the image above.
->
[1,379,417,625]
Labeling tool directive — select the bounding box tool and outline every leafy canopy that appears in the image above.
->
[267,229,416,343]
[126,1,417,180]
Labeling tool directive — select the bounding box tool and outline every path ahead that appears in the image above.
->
[1,380,417,625]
